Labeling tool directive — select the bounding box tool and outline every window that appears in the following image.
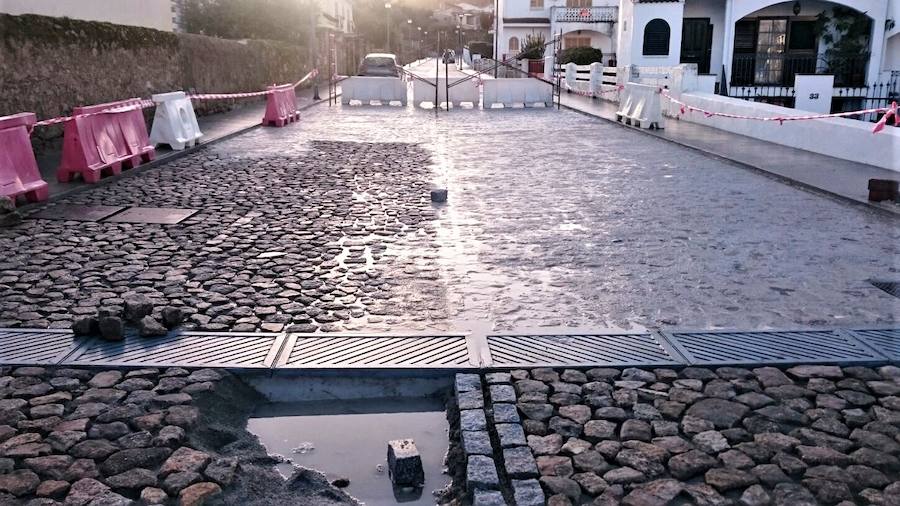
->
[788,20,816,51]
[530,0,543,9]
[509,37,520,52]
[642,18,670,56]
[566,0,591,7]
[564,36,591,49]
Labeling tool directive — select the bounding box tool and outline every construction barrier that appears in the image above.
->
[57,98,156,183]
[0,113,49,205]
[565,63,592,96]
[340,77,407,106]
[262,84,300,127]
[616,83,664,129]
[149,91,203,150]
[412,78,479,108]
[482,79,553,108]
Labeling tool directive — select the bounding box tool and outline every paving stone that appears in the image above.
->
[462,431,493,456]
[492,403,520,424]
[460,410,487,432]
[496,423,527,448]
[473,489,506,506]
[467,455,499,491]
[387,439,425,486]
[511,479,544,506]
[489,385,516,403]
[503,446,539,479]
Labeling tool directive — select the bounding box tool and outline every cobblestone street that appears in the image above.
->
[1,104,897,333]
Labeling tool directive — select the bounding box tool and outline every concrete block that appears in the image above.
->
[386,439,424,486]
[467,455,500,491]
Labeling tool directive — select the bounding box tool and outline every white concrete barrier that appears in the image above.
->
[149,91,202,150]
[616,83,664,129]
[482,78,553,108]
[565,63,591,96]
[675,92,900,172]
[411,78,479,108]
[340,76,407,105]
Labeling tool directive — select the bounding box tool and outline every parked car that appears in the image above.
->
[442,50,456,64]
[358,53,399,77]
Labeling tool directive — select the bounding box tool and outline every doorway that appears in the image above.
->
[680,18,712,74]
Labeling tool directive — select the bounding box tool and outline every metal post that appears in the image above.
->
[435,32,440,114]
[445,56,450,111]
[309,5,320,101]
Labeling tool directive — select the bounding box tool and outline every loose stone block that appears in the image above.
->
[462,431,493,456]
[460,410,487,432]
[467,455,500,491]
[512,479,545,506]
[492,403,520,424]
[504,447,539,479]
[496,423,527,448]
[387,439,425,486]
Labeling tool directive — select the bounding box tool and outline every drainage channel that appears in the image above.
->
[0,326,896,370]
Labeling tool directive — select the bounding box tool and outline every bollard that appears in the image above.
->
[430,188,448,203]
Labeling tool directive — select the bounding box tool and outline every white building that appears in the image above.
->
[434,2,493,31]
[0,0,182,32]
[317,0,355,35]
[498,0,900,98]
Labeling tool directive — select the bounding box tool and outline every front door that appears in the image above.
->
[680,18,712,74]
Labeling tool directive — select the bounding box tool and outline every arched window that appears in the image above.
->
[509,36,520,52]
[642,19,670,56]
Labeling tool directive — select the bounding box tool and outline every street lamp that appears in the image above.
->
[384,2,392,52]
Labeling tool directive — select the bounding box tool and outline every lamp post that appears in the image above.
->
[407,18,412,62]
[384,2,392,52]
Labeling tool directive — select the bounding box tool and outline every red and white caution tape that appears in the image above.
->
[659,88,896,134]
[32,99,155,128]
[31,70,317,128]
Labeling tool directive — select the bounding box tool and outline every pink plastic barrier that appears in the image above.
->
[0,113,49,205]
[57,98,155,183]
[262,85,300,127]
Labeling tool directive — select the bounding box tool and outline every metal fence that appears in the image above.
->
[731,53,869,87]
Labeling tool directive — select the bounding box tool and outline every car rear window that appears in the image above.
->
[364,57,395,67]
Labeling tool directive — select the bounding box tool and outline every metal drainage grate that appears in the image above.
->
[662,330,884,366]
[28,205,126,222]
[103,207,198,224]
[62,332,284,369]
[870,280,900,298]
[486,333,683,368]
[849,328,900,361]
[276,333,473,369]
[0,329,80,366]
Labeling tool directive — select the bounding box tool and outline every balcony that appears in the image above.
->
[552,6,618,24]
[731,53,868,88]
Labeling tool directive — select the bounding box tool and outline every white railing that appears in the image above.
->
[552,6,618,23]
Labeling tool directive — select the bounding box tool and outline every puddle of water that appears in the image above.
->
[247,397,451,506]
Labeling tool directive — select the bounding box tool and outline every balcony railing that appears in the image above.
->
[552,6,618,23]
[731,53,868,88]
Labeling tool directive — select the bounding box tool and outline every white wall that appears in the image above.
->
[629,2,685,67]
[885,33,900,70]
[0,0,176,31]
[676,91,900,171]
[500,26,551,59]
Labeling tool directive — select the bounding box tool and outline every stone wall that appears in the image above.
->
[0,13,308,142]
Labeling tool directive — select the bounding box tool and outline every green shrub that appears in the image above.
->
[467,41,493,59]
[558,47,603,65]
[517,33,546,60]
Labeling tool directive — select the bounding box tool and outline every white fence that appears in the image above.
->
[340,77,407,105]
[483,78,553,107]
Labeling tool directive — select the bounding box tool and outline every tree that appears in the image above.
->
[517,33,546,60]
[183,0,311,44]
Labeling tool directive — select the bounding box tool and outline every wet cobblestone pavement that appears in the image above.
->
[1,105,897,332]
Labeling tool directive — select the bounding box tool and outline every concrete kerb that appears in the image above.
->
[14,93,337,214]
[558,100,900,220]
